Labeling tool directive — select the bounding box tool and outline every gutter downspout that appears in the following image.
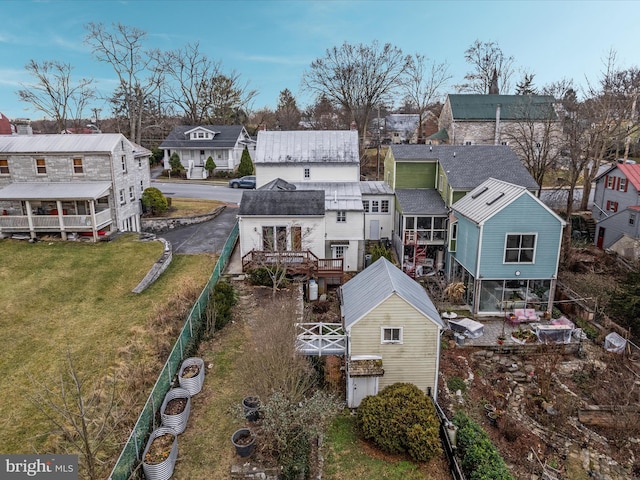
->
[494,104,501,145]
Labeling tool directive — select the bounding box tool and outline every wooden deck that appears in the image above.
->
[242,250,344,283]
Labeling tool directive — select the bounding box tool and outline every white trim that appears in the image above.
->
[381,326,403,344]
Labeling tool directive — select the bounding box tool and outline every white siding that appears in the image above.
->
[238,216,325,257]
[256,164,359,188]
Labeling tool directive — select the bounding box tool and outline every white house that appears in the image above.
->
[160,125,255,179]
[0,134,151,241]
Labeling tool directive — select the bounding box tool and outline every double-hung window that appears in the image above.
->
[36,158,46,175]
[362,200,370,213]
[73,157,84,174]
[371,200,379,213]
[121,155,127,173]
[119,189,126,205]
[337,211,346,223]
[0,159,8,175]
[381,200,389,213]
[504,233,536,263]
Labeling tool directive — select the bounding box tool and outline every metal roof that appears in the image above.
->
[390,144,539,190]
[447,94,558,121]
[451,177,564,226]
[0,133,129,154]
[238,190,325,216]
[0,182,112,200]
[255,130,359,164]
[359,181,394,195]
[292,182,363,211]
[395,189,448,215]
[159,125,251,149]
[341,257,443,330]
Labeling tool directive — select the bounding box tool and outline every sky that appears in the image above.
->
[1,0,640,121]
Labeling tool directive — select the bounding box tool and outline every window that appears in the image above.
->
[119,189,126,205]
[630,213,636,226]
[129,186,135,200]
[304,168,310,179]
[619,178,627,191]
[36,158,46,174]
[381,200,389,213]
[140,181,144,194]
[0,159,8,175]
[138,158,142,168]
[501,141,508,146]
[362,200,370,213]
[337,211,346,223]
[73,157,84,174]
[465,141,472,145]
[504,234,536,263]
[262,226,287,251]
[371,200,379,213]
[606,200,619,212]
[381,327,403,344]
[606,176,615,189]
[121,155,127,173]
[332,244,347,259]
[449,222,458,252]
[535,142,542,148]
[198,132,204,138]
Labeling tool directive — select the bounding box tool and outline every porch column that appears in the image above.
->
[25,200,35,239]
[547,277,557,314]
[56,200,67,240]
[89,200,98,242]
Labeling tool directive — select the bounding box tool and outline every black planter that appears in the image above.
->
[231,428,256,457]
[242,396,260,422]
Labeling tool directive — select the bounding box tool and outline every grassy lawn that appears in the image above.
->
[164,198,225,217]
[0,235,216,454]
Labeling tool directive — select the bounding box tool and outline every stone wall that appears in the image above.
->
[141,206,226,233]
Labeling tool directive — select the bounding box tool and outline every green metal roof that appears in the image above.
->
[447,94,557,121]
[426,128,449,141]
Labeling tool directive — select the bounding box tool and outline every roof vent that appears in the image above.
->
[486,192,505,206]
[471,186,489,199]
[453,151,456,157]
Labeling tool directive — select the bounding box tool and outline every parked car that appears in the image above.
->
[229,175,256,189]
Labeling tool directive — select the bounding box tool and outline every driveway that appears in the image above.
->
[159,206,238,254]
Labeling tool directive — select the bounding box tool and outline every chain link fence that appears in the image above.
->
[109,221,238,480]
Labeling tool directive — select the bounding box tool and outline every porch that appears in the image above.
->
[242,249,344,284]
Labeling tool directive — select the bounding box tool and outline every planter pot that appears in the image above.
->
[242,396,260,422]
[484,403,496,413]
[142,427,178,480]
[178,357,204,396]
[487,411,499,426]
[161,387,191,434]
[231,428,256,458]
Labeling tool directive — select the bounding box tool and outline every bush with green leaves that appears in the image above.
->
[209,281,237,331]
[141,187,168,215]
[453,411,514,480]
[205,156,216,175]
[168,152,184,175]
[370,243,392,263]
[247,266,288,288]
[357,382,442,462]
[237,147,254,176]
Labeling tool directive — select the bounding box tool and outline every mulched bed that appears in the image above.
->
[144,433,174,465]
[164,397,187,415]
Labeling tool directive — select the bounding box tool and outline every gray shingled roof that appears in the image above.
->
[255,130,359,164]
[447,94,557,121]
[390,144,539,191]
[395,189,447,215]
[159,125,249,149]
[341,257,443,330]
[238,190,325,216]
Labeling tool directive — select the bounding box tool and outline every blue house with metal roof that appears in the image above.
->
[450,178,565,316]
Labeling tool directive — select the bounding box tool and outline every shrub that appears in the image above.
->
[205,156,216,175]
[369,243,392,263]
[169,152,184,175]
[453,411,514,480]
[141,187,168,215]
[237,147,254,176]
[247,266,289,288]
[447,375,466,394]
[356,382,442,463]
[210,281,237,330]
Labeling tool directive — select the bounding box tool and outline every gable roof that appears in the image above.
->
[390,144,539,190]
[605,163,640,190]
[341,257,443,330]
[452,177,565,225]
[446,94,557,121]
[0,133,131,154]
[159,125,250,149]
[255,130,359,164]
[238,190,325,216]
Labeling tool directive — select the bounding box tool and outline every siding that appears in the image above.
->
[395,162,436,189]
[256,164,359,188]
[238,216,325,257]
[348,294,440,394]
[452,215,480,274]
[478,195,562,279]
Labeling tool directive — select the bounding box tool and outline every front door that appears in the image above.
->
[370,220,380,240]
[597,227,605,249]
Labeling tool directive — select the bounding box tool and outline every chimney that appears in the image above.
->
[494,104,501,145]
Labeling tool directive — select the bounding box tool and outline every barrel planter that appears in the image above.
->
[242,396,260,422]
[231,428,256,457]
[178,357,204,396]
[161,387,191,434]
[142,427,178,480]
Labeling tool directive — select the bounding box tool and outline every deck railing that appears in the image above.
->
[295,322,346,356]
[0,209,112,231]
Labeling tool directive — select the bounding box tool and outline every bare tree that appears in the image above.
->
[17,60,95,133]
[276,88,301,130]
[400,54,451,143]
[158,42,221,124]
[206,72,257,125]
[84,22,161,144]
[29,351,126,480]
[457,39,515,94]
[302,41,410,152]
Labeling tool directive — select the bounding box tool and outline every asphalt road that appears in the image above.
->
[152,179,244,204]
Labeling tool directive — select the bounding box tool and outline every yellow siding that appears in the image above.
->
[349,293,440,394]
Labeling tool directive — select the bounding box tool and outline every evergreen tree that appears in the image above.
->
[169,152,184,175]
[205,156,216,176]
[237,148,254,176]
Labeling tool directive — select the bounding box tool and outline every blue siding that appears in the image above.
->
[452,216,480,274]
[478,195,562,279]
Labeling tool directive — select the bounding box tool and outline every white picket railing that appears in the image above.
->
[295,322,346,356]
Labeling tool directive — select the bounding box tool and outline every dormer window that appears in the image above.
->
[198,132,204,138]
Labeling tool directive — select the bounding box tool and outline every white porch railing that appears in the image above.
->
[295,322,346,356]
[0,209,112,232]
